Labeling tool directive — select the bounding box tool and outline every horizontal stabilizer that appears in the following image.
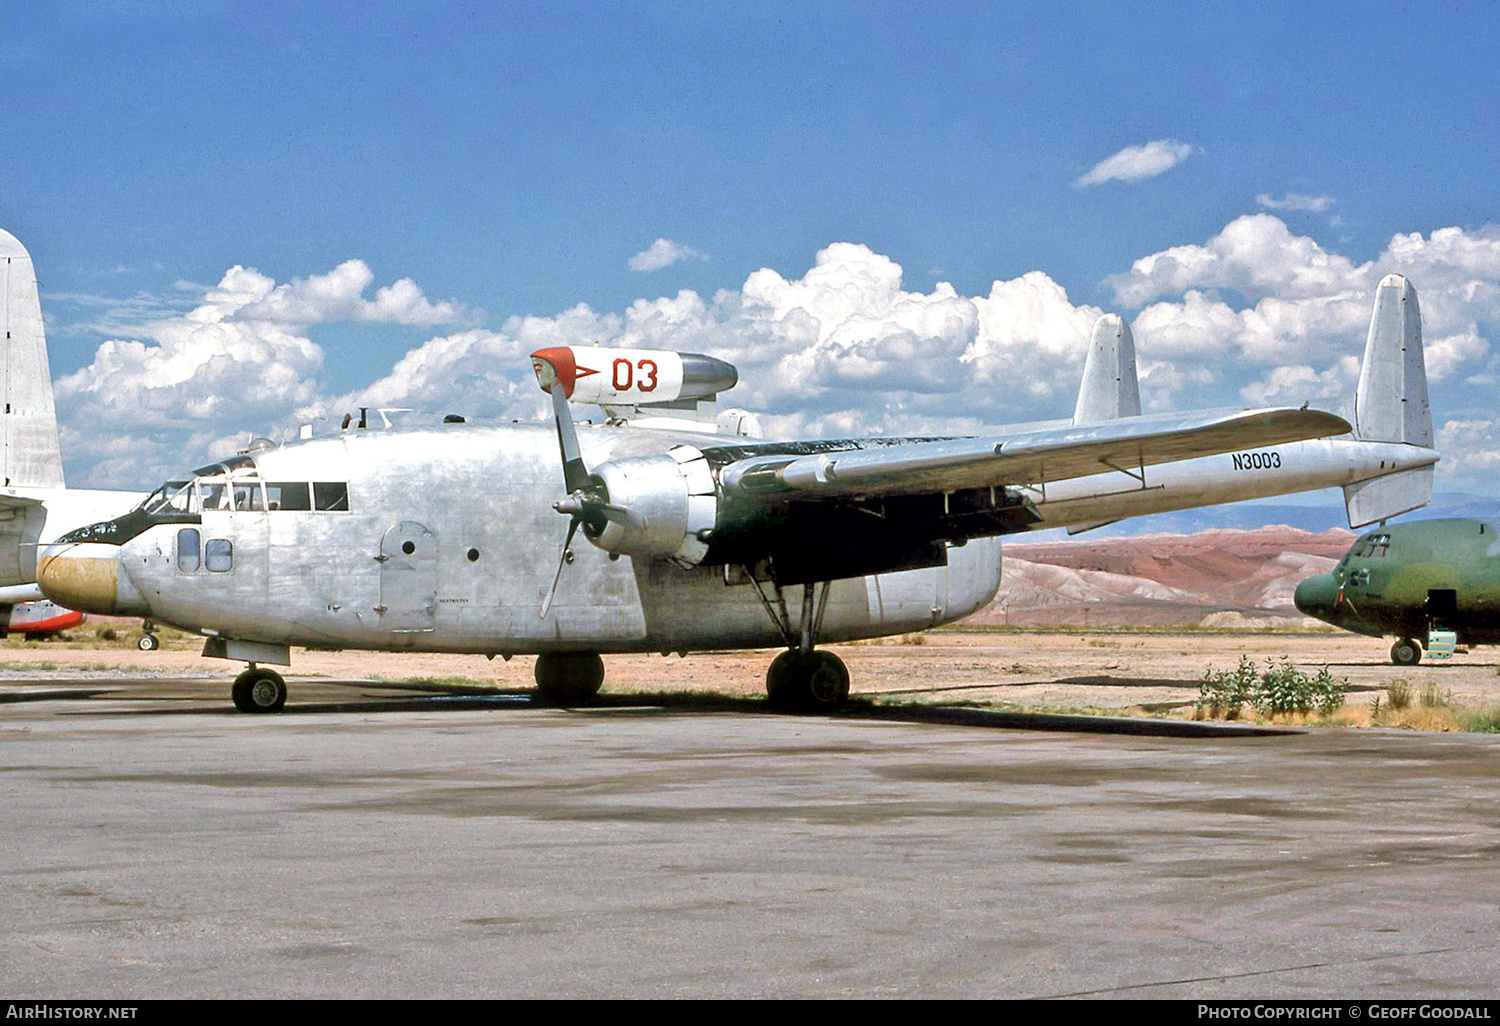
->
[1343,465,1434,529]
[1066,520,1120,536]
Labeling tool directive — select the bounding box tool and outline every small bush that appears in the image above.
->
[1386,678,1412,710]
[1459,708,1500,733]
[1198,656,1347,719]
[1421,682,1451,709]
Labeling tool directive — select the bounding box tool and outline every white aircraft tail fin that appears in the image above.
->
[0,229,65,489]
[1354,273,1432,447]
[1073,314,1141,425]
[1343,274,1435,527]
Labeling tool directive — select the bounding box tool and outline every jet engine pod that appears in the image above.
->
[531,347,738,405]
[584,445,718,565]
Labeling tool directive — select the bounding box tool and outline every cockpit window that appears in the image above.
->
[231,480,264,511]
[190,455,255,477]
[1351,533,1391,558]
[143,480,193,516]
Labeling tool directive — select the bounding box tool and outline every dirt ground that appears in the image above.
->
[5,623,1499,723]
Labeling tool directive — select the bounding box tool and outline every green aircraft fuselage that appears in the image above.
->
[1295,518,1500,649]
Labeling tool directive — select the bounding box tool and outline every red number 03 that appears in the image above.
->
[612,358,659,393]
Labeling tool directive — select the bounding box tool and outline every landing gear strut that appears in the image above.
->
[750,576,851,713]
[534,651,605,705]
[137,620,159,651]
[1391,637,1423,666]
[232,665,287,713]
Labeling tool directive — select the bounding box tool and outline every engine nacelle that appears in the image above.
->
[586,444,718,565]
[531,346,738,406]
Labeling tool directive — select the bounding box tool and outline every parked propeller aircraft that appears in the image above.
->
[1295,518,1500,665]
[35,272,1438,713]
[0,229,144,637]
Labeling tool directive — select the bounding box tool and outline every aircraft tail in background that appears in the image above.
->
[1072,313,1141,425]
[1344,273,1435,527]
[0,229,65,490]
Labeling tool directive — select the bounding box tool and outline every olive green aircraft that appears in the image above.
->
[1294,518,1500,665]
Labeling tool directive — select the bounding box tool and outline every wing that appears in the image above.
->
[718,407,1351,499]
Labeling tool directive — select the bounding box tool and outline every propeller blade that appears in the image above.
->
[539,515,581,619]
[599,503,645,532]
[550,383,592,495]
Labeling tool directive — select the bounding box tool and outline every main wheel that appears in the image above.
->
[137,633,159,652]
[232,668,287,713]
[533,652,605,705]
[765,650,850,713]
[1391,638,1423,666]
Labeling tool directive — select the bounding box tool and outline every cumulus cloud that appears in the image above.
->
[229,260,466,325]
[1075,139,1193,187]
[52,218,1500,495]
[55,260,464,486]
[628,238,709,272]
[330,243,1104,439]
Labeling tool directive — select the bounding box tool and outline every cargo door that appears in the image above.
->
[379,520,436,632]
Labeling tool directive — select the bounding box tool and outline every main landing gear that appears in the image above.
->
[766,649,850,712]
[533,651,606,705]
[232,665,287,713]
[1391,637,1423,666]
[750,576,851,713]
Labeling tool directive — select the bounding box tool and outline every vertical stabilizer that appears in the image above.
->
[1355,274,1431,447]
[0,230,65,489]
[1343,274,1435,527]
[1072,314,1141,425]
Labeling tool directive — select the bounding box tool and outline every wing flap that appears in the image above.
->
[722,408,1351,500]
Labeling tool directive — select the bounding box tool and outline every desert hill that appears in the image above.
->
[970,525,1355,628]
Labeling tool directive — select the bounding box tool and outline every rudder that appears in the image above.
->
[1344,274,1435,527]
[0,229,65,489]
[1072,313,1141,425]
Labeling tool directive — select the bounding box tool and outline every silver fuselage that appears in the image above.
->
[44,423,1001,654]
[37,420,1435,657]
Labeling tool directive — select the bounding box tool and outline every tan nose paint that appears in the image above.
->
[37,552,119,614]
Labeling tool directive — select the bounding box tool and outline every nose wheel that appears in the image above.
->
[1391,637,1423,666]
[232,666,287,713]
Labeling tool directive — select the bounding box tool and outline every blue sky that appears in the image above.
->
[4,2,1499,491]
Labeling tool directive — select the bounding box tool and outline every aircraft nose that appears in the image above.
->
[1294,573,1338,620]
[37,543,147,616]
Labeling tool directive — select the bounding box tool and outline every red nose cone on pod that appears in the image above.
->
[531,348,579,397]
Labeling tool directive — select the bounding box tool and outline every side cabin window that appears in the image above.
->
[205,538,233,573]
[266,483,312,511]
[176,528,200,572]
[313,482,349,511]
